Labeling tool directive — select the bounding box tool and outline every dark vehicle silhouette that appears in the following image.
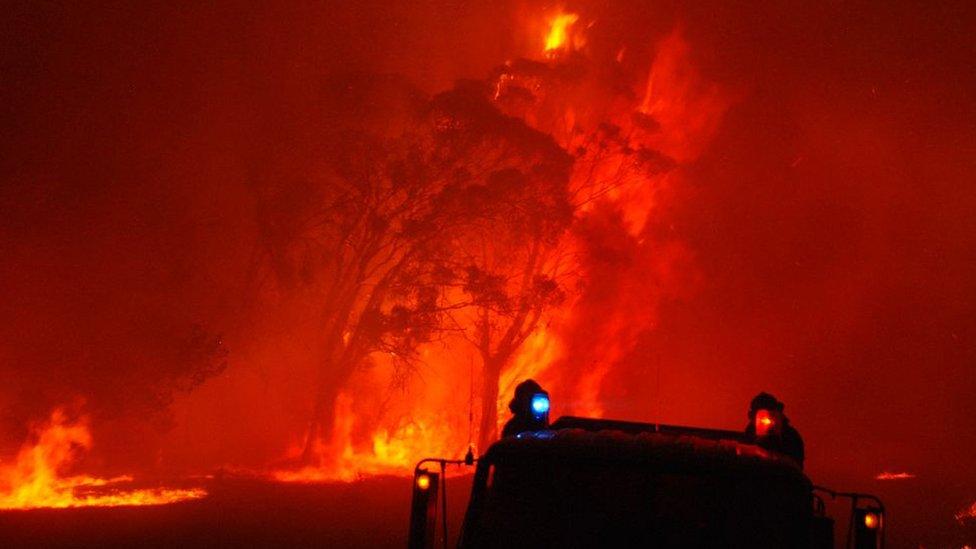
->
[409,415,884,548]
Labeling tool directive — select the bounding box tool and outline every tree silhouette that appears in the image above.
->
[251,75,571,462]
[466,54,679,444]
[441,157,573,450]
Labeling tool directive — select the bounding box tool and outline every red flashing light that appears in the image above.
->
[755,409,775,436]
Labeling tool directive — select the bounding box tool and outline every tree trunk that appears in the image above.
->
[477,356,504,452]
[301,372,343,464]
[301,414,321,465]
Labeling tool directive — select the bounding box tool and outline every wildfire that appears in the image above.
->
[272,9,730,483]
[275,391,462,482]
[544,12,580,55]
[0,409,206,509]
[875,471,916,480]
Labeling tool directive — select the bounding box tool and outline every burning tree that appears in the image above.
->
[251,75,571,463]
[457,204,572,450]
[252,15,729,464]
[428,87,574,450]
[481,50,680,412]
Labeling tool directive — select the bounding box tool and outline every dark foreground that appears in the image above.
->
[0,475,473,548]
[0,473,972,548]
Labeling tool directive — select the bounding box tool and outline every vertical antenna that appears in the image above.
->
[654,352,662,423]
[467,353,474,450]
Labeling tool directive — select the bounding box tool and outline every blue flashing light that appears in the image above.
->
[531,393,550,416]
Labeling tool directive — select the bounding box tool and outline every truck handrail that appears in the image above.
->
[551,415,750,442]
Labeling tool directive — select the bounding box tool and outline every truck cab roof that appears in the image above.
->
[486,415,804,474]
[460,417,812,548]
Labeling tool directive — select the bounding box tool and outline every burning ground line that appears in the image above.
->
[0,409,207,510]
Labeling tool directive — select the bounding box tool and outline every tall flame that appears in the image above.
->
[275,10,730,482]
[0,409,206,509]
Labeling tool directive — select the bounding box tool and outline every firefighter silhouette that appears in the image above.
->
[501,379,550,438]
[744,392,805,468]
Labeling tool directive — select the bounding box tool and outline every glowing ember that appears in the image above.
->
[875,471,916,480]
[0,409,206,509]
[544,12,579,55]
[957,501,976,524]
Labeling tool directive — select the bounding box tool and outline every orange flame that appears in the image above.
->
[277,326,565,482]
[497,326,563,429]
[544,12,580,56]
[275,389,462,483]
[0,409,206,509]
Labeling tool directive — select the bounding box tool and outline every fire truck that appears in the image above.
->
[408,393,885,548]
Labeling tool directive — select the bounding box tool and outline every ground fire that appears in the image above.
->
[0,409,205,510]
[1,1,973,547]
[875,472,915,481]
